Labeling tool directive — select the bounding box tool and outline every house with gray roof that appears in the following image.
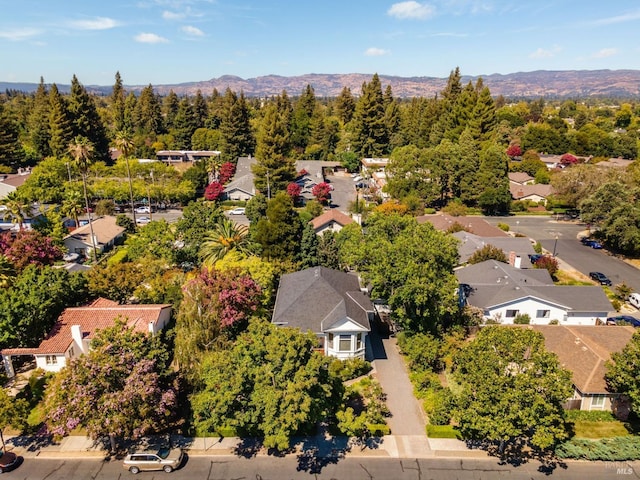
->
[456,260,612,325]
[272,266,374,360]
[453,231,535,265]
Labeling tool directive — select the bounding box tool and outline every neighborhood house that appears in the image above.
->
[63,215,125,257]
[271,267,374,360]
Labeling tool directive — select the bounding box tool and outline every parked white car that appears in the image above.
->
[228,207,246,215]
[135,206,151,214]
[136,216,151,225]
[629,293,640,309]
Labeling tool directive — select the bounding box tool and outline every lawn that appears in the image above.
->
[571,420,630,439]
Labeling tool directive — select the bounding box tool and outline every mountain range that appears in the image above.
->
[3,70,640,99]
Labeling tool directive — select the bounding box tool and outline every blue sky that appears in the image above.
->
[1,0,639,86]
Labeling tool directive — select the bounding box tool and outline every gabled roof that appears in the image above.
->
[509,183,553,200]
[508,172,534,184]
[456,260,611,313]
[519,325,634,394]
[311,209,354,231]
[417,213,508,237]
[63,216,125,247]
[2,298,172,356]
[272,267,373,334]
[453,231,535,264]
[223,174,255,196]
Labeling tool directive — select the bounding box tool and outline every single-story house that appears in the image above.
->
[509,183,553,203]
[456,260,612,325]
[272,266,374,360]
[360,157,389,175]
[0,168,31,200]
[593,157,633,169]
[453,231,535,265]
[1,298,172,377]
[508,172,534,185]
[520,325,635,412]
[156,150,220,163]
[311,209,354,235]
[417,213,509,237]
[63,215,125,257]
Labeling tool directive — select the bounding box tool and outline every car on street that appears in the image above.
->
[606,315,640,327]
[629,293,640,309]
[581,238,603,249]
[134,206,151,214]
[123,447,183,474]
[0,451,18,473]
[136,216,151,225]
[589,271,612,286]
[228,207,246,215]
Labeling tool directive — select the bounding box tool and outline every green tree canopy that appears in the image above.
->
[467,244,508,264]
[606,331,640,414]
[191,319,340,451]
[452,327,572,453]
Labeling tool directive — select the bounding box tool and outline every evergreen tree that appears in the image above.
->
[162,90,180,131]
[220,89,254,162]
[254,192,303,262]
[193,90,208,129]
[253,102,295,195]
[290,85,316,156]
[469,85,497,142]
[173,97,197,149]
[0,104,24,169]
[68,75,110,161]
[47,84,74,158]
[135,84,164,134]
[123,91,137,132]
[27,77,51,160]
[299,222,319,268]
[477,143,511,214]
[456,129,481,205]
[351,73,389,157]
[335,86,356,124]
[110,71,126,132]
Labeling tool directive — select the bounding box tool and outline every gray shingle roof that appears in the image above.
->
[453,232,535,264]
[272,267,373,334]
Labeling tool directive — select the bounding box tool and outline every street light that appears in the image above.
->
[553,235,559,257]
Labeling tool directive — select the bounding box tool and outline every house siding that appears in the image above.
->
[486,298,604,325]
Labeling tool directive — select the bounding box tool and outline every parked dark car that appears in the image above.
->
[589,271,612,286]
[529,254,543,264]
[606,315,640,327]
[0,451,18,473]
[581,238,603,249]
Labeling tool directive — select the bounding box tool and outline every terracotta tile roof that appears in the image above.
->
[417,213,508,237]
[518,325,634,394]
[27,300,171,355]
[63,216,125,246]
[310,209,354,230]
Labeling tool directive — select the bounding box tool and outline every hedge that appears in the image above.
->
[555,436,640,461]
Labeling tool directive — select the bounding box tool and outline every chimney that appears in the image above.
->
[508,251,516,266]
[514,255,522,269]
[71,325,85,353]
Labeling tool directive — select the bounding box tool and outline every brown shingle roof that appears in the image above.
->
[63,215,125,246]
[311,209,354,230]
[523,325,634,394]
[417,213,508,237]
[508,172,534,184]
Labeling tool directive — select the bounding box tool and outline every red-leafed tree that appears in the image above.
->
[534,255,559,277]
[0,230,63,272]
[218,162,236,185]
[204,181,224,201]
[506,144,522,158]
[174,267,262,380]
[312,182,332,205]
[560,153,578,166]
[286,182,301,202]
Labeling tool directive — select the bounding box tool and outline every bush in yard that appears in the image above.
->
[396,332,443,372]
[329,357,372,382]
[497,222,510,232]
[556,436,640,461]
[534,255,559,277]
[513,313,531,324]
[409,370,442,397]
[423,387,455,426]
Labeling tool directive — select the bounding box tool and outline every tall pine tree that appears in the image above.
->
[48,84,74,159]
[351,73,389,157]
[27,77,51,160]
[68,75,110,161]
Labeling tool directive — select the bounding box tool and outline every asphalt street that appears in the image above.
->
[6,456,634,480]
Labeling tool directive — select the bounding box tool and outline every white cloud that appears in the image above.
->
[162,10,185,20]
[593,48,618,58]
[388,1,435,20]
[0,27,41,41]
[529,45,561,59]
[69,17,119,30]
[134,32,169,44]
[365,47,390,56]
[181,25,204,36]
[590,9,640,26]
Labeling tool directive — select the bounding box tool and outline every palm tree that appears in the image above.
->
[61,189,84,229]
[200,217,252,266]
[68,135,98,262]
[0,192,29,231]
[114,130,137,226]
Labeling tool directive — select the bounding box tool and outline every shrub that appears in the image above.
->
[468,244,508,265]
[497,222,510,232]
[533,241,542,254]
[424,208,436,214]
[549,319,559,325]
[396,332,442,372]
[409,370,442,397]
[611,299,621,312]
[442,201,467,217]
[329,357,372,381]
[423,388,455,426]
[426,424,462,439]
[368,424,391,436]
[565,410,616,422]
[513,313,531,324]
[556,436,640,461]
[107,248,128,266]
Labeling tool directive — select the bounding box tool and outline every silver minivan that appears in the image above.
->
[123,447,183,474]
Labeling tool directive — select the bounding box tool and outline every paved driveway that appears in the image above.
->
[325,174,357,213]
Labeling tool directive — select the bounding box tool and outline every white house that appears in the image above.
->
[456,260,612,325]
[310,209,354,235]
[272,267,374,360]
[1,298,172,378]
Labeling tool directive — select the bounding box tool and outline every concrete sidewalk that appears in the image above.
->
[5,433,487,460]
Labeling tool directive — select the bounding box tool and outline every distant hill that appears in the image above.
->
[3,70,640,99]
